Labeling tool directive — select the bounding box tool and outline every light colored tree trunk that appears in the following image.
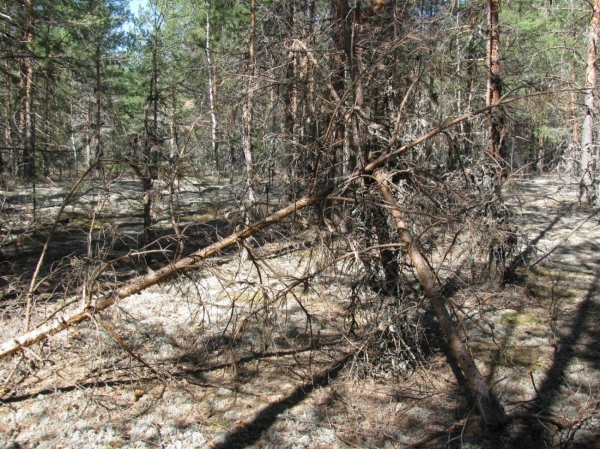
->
[347,1,363,172]
[205,1,219,172]
[285,6,300,186]
[169,85,177,153]
[572,54,580,142]
[85,100,91,166]
[242,0,256,203]
[95,41,103,160]
[580,0,600,203]
[22,0,35,181]
[1,59,10,176]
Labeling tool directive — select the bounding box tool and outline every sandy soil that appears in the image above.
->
[1,174,599,448]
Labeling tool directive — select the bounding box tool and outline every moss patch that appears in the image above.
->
[501,312,542,326]
[499,346,546,371]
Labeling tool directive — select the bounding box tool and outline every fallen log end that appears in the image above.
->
[94,294,115,311]
[478,390,508,429]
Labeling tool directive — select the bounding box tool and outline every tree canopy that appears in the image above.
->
[1,1,599,446]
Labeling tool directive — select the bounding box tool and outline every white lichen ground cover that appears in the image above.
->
[1,174,600,448]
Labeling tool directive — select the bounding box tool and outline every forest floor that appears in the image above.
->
[0,173,599,448]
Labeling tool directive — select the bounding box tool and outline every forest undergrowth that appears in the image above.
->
[0,172,599,448]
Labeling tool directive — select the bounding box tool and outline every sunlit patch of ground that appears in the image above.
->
[1,174,600,448]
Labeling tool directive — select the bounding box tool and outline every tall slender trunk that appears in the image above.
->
[22,0,35,181]
[581,0,600,203]
[42,68,50,177]
[2,59,10,177]
[141,19,161,247]
[571,54,580,143]
[0,0,9,175]
[95,41,103,160]
[205,1,219,172]
[169,85,177,152]
[85,100,91,166]
[70,102,77,167]
[460,15,477,158]
[284,5,298,184]
[346,2,363,172]
[333,0,366,173]
[486,0,502,162]
[242,0,256,203]
[330,0,348,180]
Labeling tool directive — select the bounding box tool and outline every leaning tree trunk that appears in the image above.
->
[581,0,600,204]
[374,169,508,429]
[0,94,521,362]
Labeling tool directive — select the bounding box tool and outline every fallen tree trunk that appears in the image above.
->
[374,169,508,428]
[0,186,333,360]
[0,96,531,362]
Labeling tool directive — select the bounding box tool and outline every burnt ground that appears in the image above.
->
[0,173,599,448]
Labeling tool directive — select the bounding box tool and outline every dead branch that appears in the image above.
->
[0,97,530,361]
[0,186,334,360]
[23,161,100,331]
[374,169,508,428]
[365,93,551,173]
[404,416,481,448]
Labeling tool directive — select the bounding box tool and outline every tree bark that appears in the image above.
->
[95,39,103,160]
[486,0,503,162]
[581,0,600,203]
[571,54,580,143]
[374,169,508,428]
[284,5,298,183]
[330,0,349,179]
[138,6,164,247]
[22,0,35,181]
[205,1,219,172]
[242,0,256,203]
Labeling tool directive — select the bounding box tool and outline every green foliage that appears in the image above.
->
[0,0,595,180]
